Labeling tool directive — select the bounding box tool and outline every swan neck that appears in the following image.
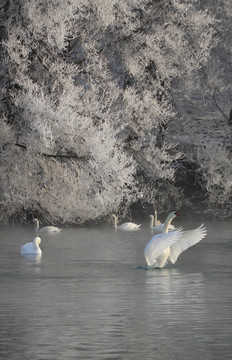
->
[149,215,154,229]
[34,219,39,230]
[162,213,176,234]
[33,237,41,248]
[154,211,158,226]
[112,215,117,229]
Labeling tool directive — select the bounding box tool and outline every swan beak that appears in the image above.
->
[175,212,182,216]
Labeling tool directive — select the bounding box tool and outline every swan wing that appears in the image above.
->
[40,226,61,233]
[168,224,207,264]
[144,228,183,266]
[21,242,34,254]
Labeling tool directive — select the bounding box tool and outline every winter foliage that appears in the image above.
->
[0,0,232,224]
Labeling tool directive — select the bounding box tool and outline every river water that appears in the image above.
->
[0,217,232,359]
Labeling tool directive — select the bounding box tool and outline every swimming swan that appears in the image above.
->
[149,212,176,232]
[21,236,42,255]
[144,211,207,268]
[111,214,141,231]
[33,218,61,234]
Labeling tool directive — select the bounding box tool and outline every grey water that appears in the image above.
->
[0,217,232,360]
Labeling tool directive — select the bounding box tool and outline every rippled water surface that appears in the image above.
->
[0,218,232,359]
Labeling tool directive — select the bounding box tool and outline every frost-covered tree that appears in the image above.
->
[194,144,232,209]
[200,0,232,121]
[166,0,232,212]
[0,0,218,223]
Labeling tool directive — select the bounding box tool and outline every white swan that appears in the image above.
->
[111,214,141,231]
[33,218,61,234]
[154,210,161,225]
[144,211,207,268]
[21,236,42,255]
[149,211,176,232]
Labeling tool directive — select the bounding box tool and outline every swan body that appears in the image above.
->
[33,218,61,234]
[144,211,207,268]
[149,212,176,232]
[21,236,42,255]
[111,214,141,231]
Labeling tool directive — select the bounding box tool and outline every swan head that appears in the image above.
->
[174,211,181,216]
[149,214,154,219]
[168,211,181,219]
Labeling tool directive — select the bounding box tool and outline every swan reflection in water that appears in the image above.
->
[145,267,206,323]
[21,254,42,263]
[20,253,42,274]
